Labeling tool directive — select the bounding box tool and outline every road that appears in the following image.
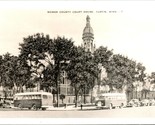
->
[0,106,155,118]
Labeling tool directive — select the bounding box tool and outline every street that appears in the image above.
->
[1,106,155,118]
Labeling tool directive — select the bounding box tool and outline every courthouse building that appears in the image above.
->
[59,15,96,104]
[2,15,154,103]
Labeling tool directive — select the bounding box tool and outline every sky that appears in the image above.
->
[1,1,155,74]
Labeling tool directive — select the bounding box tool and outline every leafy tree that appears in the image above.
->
[93,46,113,94]
[0,53,31,98]
[0,55,3,86]
[49,36,76,107]
[150,72,155,84]
[135,63,146,82]
[67,46,98,106]
[19,34,76,107]
[19,33,51,90]
[106,54,137,93]
[94,46,113,69]
[134,63,147,99]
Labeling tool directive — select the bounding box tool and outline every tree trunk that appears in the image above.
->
[74,88,79,107]
[145,91,147,99]
[56,62,60,107]
[56,80,59,107]
[136,87,137,99]
[53,94,55,103]
[75,93,78,107]
[91,88,93,104]
[84,86,86,104]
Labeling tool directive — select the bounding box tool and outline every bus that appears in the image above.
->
[14,92,53,110]
[95,93,127,109]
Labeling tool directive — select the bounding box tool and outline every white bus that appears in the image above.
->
[95,93,127,109]
[14,92,53,110]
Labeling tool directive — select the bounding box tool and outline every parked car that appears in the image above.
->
[149,99,155,106]
[0,101,3,107]
[1,99,14,108]
[2,103,11,108]
[126,99,141,107]
[140,99,149,106]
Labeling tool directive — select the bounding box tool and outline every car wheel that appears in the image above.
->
[120,103,124,108]
[31,104,37,110]
[42,108,46,110]
[18,103,22,109]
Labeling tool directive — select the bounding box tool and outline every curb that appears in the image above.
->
[46,106,96,111]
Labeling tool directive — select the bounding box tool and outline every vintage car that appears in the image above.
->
[126,99,141,107]
[149,99,155,106]
[140,99,149,106]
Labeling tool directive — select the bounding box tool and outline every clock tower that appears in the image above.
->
[82,15,95,53]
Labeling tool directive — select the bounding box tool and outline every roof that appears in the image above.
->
[14,91,52,96]
[99,93,126,97]
[82,15,94,39]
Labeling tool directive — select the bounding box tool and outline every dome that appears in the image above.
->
[82,15,94,39]
[83,27,94,35]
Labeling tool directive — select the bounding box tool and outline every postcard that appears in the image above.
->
[0,0,155,124]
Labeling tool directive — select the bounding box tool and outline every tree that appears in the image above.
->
[0,53,31,99]
[135,63,147,99]
[1,53,15,90]
[94,46,113,69]
[66,46,98,107]
[105,54,137,93]
[149,72,155,91]
[19,33,51,91]
[19,34,76,107]
[50,36,76,107]
[135,63,146,82]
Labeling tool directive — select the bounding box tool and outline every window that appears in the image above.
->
[48,95,52,99]
[32,95,35,99]
[36,95,41,99]
[25,96,28,99]
[14,96,18,100]
[28,95,32,99]
[99,96,105,100]
[17,95,23,100]
[23,96,26,99]
[43,95,48,99]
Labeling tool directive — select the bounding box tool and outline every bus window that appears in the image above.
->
[35,95,38,99]
[18,95,23,100]
[43,95,48,99]
[22,96,25,100]
[36,95,41,99]
[25,96,29,99]
[32,95,35,99]
[28,95,32,99]
[48,95,52,99]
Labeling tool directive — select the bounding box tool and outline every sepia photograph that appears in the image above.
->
[0,0,155,124]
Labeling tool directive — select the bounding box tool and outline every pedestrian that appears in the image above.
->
[64,103,67,109]
[81,103,83,110]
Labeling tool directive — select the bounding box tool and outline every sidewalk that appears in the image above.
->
[46,105,96,111]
